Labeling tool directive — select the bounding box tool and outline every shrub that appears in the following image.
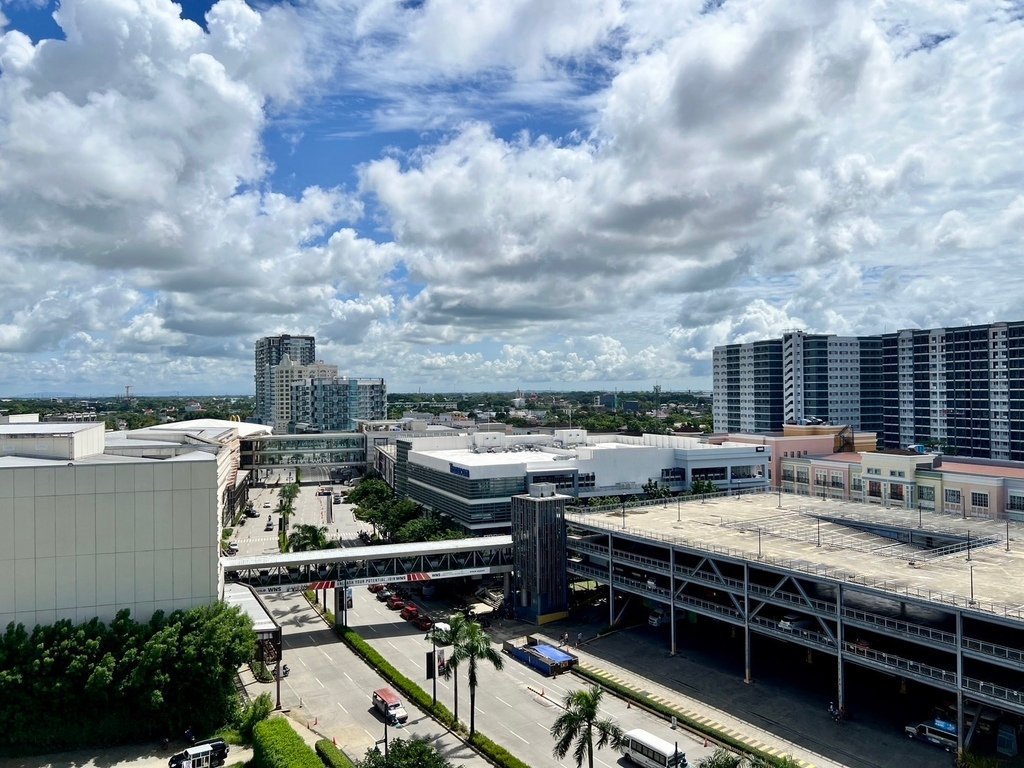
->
[238,693,274,741]
[467,732,531,768]
[316,738,356,768]
[251,717,321,768]
[250,660,273,684]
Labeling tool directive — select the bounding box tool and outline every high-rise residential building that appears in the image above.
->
[254,335,316,423]
[712,321,1024,460]
[269,355,338,430]
[290,376,387,432]
[711,339,783,432]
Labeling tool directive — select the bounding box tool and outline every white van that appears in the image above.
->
[778,614,813,631]
[905,721,957,752]
[372,688,409,724]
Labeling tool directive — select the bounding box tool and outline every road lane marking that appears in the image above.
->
[495,696,513,708]
[343,671,353,682]
[320,649,333,662]
[336,701,348,713]
[501,724,529,744]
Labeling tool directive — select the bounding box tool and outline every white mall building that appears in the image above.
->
[0,416,269,628]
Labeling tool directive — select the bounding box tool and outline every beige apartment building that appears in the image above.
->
[780,449,1024,521]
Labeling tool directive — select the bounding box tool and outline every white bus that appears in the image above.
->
[621,728,688,767]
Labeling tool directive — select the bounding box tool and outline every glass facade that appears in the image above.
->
[240,434,366,467]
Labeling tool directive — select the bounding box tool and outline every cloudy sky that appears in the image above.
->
[0,0,1022,396]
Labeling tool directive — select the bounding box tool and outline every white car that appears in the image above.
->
[262,501,271,509]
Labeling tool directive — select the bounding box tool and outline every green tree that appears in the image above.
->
[348,478,393,509]
[358,736,453,768]
[642,479,670,500]
[287,524,331,552]
[690,478,720,496]
[434,615,468,726]
[444,616,503,737]
[550,684,623,768]
[697,749,742,768]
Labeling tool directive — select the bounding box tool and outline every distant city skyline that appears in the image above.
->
[1,1,1022,395]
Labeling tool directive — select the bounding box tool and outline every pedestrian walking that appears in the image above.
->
[577,632,583,647]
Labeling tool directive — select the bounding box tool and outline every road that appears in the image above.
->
[234,481,718,766]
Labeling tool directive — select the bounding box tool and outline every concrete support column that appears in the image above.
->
[669,547,676,656]
[503,571,511,600]
[608,531,615,628]
[836,583,845,711]
[956,610,965,756]
[743,562,752,684]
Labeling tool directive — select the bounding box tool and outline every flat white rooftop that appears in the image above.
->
[568,493,1024,618]
[0,422,101,436]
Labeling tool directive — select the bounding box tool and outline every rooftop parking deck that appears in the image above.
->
[568,491,1024,620]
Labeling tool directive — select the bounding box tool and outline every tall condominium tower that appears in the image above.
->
[290,376,387,432]
[254,334,316,424]
[712,321,1024,460]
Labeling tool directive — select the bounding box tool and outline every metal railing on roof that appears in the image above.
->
[566,512,1024,621]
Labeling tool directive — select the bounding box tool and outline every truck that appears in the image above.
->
[372,688,409,724]
[503,635,578,677]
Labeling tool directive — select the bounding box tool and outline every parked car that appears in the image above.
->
[245,508,260,518]
[262,501,271,509]
[400,604,419,620]
[264,521,275,532]
[387,594,405,610]
[224,542,239,555]
[368,583,385,593]
[376,589,393,602]
[414,613,434,631]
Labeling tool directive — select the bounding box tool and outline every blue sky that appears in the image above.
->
[0,0,1022,395]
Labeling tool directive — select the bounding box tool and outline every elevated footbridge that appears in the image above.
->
[222,535,513,594]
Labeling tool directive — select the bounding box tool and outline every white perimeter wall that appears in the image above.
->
[0,457,218,628]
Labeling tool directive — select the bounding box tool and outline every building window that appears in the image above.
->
[971,492,989,509]
[815,471,827,486]
[796,469,809,484]
[945,489,961,505]
[866,467,881,475]
[851,476,862,491]
[890,484,904,501]
[889,470,906,477]
[868,481,882,498]
[1009,495,1024,512]
[919,486,935,502]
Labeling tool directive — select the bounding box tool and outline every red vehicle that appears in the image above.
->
[400,604,419,621]
[367,583,385,593]
[387,594,405,610]
[414,613,434,631]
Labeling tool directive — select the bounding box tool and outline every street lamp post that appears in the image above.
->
[758,527,762,559]
[428,631,437,707]
[969,564,976,605]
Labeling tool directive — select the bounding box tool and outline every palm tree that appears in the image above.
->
[434,616,467,725]
[286,524,330,552]
[550,684,623,768]
[445,616,503,737]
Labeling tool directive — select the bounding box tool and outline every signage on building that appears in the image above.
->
[449,463,471,478]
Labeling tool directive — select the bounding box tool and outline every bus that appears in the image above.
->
[621,728,688,767]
